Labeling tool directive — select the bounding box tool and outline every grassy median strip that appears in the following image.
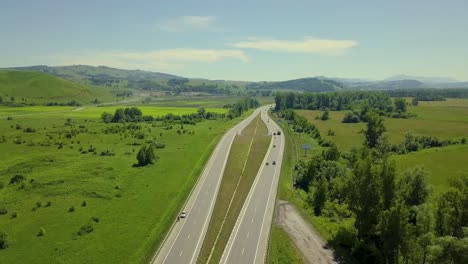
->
[197,114,271,264]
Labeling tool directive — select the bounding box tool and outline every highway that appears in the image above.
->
[152,106,270,264]
[220,108,285,264]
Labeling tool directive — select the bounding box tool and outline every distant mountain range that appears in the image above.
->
[2,65,468,94]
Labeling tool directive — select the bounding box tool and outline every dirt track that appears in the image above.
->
[275,200,338,264]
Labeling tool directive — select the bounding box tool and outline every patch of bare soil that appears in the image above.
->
[275,200,339,264]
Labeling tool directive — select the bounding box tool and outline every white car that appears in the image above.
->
[180,211,187,218]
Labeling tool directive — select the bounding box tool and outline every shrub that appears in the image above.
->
[81,201,87,207]
[155,143,166,149]
[36,201,42,208]
[0,182,4,189]
[77,223,94,236]
[37,228,46,237]
[9,174,25,185]
[0,208,7,215]
[7,116,13,120]
[45,201,52,207]
[68,206,75,212]
[91,216,100,223]
[10,212,17,219]
[0,231,8,249]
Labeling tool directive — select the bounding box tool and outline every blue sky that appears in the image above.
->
[1,0,467,81]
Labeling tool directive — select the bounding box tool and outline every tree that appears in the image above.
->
[381,158,396,210]
[324,143,340,161]
[136,145,147,166]
[363,112,386,148]
[197,108,206,118]
[112,108,126,123]
[348,156,382,239]
[400,167,430,207]
[321,108,330,121]
[412,97,419,106]
[379,199,410,264]
[394,97,407,112]
[136,144,158,166]
[101,112,113,123]
[311,176,328,216]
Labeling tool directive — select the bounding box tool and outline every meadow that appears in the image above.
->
[0,105,242,263]
[297,98,468,150]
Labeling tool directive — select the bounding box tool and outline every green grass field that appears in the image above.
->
[392,144,468,196]
[198,114,270,264]
[0,105,242,263]
[266,225,304,264]
[297,98,468,151]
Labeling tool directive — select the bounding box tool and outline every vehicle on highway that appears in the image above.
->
[272,161,276,165]
[180,211,187,218]
[266,162,269,165]
[277,130,281,135]
[273,132,276,135]
[273,144,276,148]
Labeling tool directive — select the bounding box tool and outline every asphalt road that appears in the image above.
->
[220,108,285,264]
[152,106,270,264]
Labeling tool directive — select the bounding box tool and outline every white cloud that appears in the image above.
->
[157,16,218,31]
[233,37,358,54]
[44,48,248,72]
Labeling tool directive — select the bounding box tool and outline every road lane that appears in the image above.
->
[152,106,269,264]
[221,107,284,264]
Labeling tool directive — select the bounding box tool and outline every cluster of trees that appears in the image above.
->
[154,108,225,125]
[225,97,260,119]
[278,109,331,147]
[293,122,468,263]
[386,88,468,100]
[275,91,413,122]
[101,107,153,123]
[45,100,81,106]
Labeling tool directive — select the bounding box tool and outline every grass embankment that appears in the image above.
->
[0,106,241,264]
[297,98,468,151]
[266,225,304,264]
[197,114,270,264]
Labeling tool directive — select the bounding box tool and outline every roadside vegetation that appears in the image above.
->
[266,225,304,264]
[268,90,468,264]
[198,113,270,264]
[0,97,259,263]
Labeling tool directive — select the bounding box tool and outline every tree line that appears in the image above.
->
[274,91,412,122]
[385,88,468,100]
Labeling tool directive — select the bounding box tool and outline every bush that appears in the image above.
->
[10,212,17,219]
[9,174,25,185]
[81,201,87,207]
[37,228,46,237]
[77,223,94,236]
[91,216,100,223]
[45,201,52,207]
[0,182,4,189]
[332,225,358,249]
[0,231,8,249]
[68,206,75,212]
[0,208,7,215]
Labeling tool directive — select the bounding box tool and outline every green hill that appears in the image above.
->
[246,77,344,92]
[0,71,102,105]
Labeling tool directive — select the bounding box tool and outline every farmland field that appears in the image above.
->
[0,105,242,264]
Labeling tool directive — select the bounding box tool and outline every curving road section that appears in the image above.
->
[152,106,270,264]
[220,107,285,264]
